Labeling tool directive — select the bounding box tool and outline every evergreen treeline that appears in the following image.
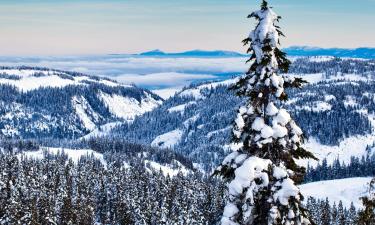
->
[0,145,368,225]
[305,154,375,183]
[306,197,358,225]
[0,153,225,225]
[0,69,161,139]
[111,59,375,171]
[0,137,196,173]
[288,58,375,76]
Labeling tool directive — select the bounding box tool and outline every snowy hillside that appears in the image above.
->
[111,58,375,172]
[300,177,372,209]
[0,67,162,139]
[19,147,107,165]
[17,145,192,177]
[0,67,125,91]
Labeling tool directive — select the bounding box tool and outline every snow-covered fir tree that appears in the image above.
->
[358,178,375,224]
[215,1,317,224]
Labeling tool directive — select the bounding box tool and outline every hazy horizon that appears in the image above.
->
[0,0,374,56]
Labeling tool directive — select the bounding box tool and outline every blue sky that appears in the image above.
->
[0,0,374,55]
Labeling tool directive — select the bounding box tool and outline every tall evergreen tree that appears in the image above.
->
[320,199,331,225]
[337,201,346,225]
[347,202,358,225]
[215,1,316,224]
[358,178,375,225]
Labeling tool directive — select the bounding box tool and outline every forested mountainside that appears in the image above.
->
[111,57,375,172]
[0,57,375,224]
[0,137,227,224]
[0,66,162,139]
[0,140,363,225]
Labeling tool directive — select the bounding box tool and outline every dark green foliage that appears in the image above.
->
[358,179,375,225]
[305,154,375,183]
[306,197,359,225]
[0,153,226,225]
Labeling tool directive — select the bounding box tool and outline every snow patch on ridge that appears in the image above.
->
[0,68,128,92]
[144,160,189,177]
[299,135,375,168]
[179,78,237,100]
[19,147,106,166]
[168,101,196,113]
[80,122,122,140]
[99,92,161,121]
[300,177,372,209]
[151,129,183,149]
[299,112,375,168]
[72,96,100,131]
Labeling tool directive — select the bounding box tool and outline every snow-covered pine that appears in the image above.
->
[216,1,317,224]
[358,178,375,224]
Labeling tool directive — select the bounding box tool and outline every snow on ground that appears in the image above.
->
[19,147,106,166]
[80,122,122,140]
[207,126,231,138]
[298,110,375,168]
[324,95,336,101]
[151,129,183,149]
[298,135,375,168]
[308,56,335,62]
[300,177,372,209]
[72,96,100,131]
[344,96,358,107]
[179,78,237,99]
[168,101,196,113]
[144,160,189,177]
[183,114,200,128]
[297,101,332,112]
[0,75,81,92]
[99,92,161,121]
[290,73,370,85]
[0,69,128,92]
[296,102,332,112]
[152,87,182,99]
[290,73,325,84]
[0,69,43,77]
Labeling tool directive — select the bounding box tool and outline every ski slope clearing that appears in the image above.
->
[298,135,375,168]
[151,129,184,149]
[99,92,162,121]
[0,67,163,139]
[179,78,237,99]
[300,177,372,209]
[0,68,127,92]
[19,147,106,166]
[80,122,122,140]
[144,160,190,177]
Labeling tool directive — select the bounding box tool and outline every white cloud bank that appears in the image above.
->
[0,55,246,90]
[114,72,217,87]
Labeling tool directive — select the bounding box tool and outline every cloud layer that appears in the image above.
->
[0,55,247,90]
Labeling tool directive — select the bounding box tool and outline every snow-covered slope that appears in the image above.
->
[300,177,372,208]
[0,67,125,91]
[298,135,375,168]
[151,129,184,149]
[18,146,192,177]
[19,147,107,165]
[111,57,375,173]
[144,159,190,176]
[99,91,160,121]
[0,67,162,139]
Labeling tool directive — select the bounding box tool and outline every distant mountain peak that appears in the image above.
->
[0,66,163,139]
[140,49,166,56]
[284,46,375,58]
[138,47,375,59]
[138,49,245,57]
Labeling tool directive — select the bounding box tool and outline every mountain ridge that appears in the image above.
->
[132,47,375,59]
[0,66,163,139]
